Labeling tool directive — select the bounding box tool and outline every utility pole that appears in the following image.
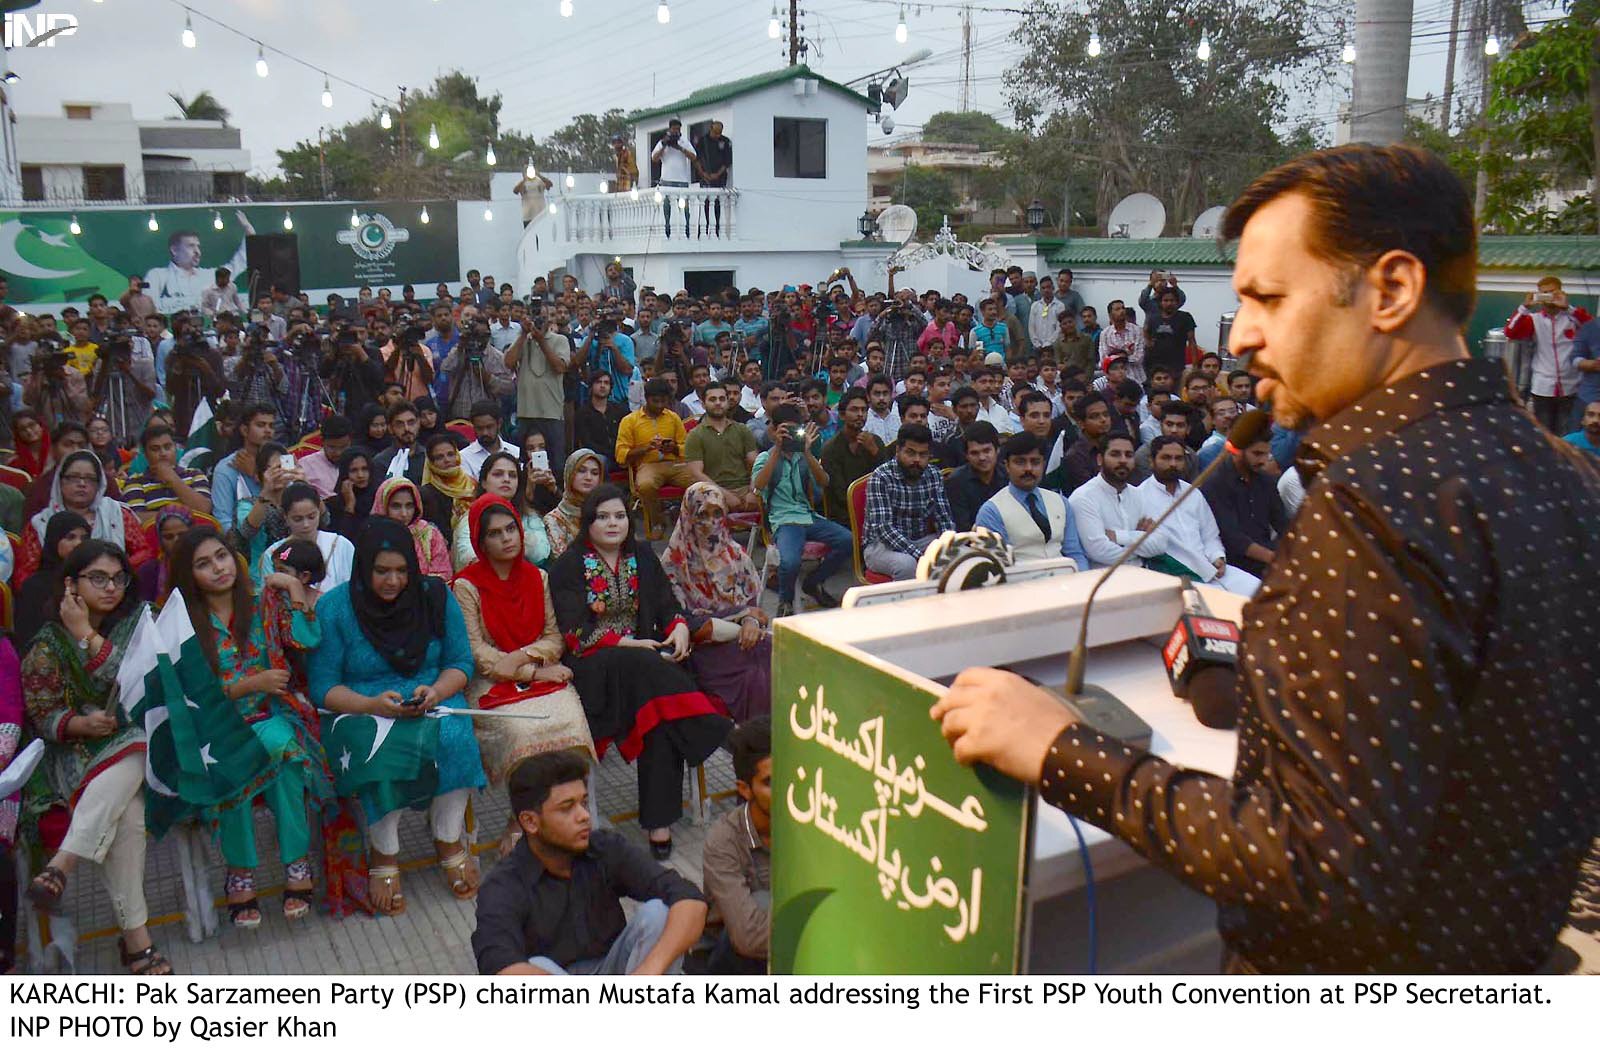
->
[317,126,328,199]
[1349,0,1414,144]
[959,5,974,111]
[1440,0,1462,132]
[788,0,800,66]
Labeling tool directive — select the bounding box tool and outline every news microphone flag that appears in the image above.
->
[179,397,216,469]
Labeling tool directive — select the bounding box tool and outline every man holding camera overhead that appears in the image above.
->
[651,118,696,239]
[1505,275,1593,433]
[505,306,571,474]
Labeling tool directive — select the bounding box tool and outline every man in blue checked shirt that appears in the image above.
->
[862,422,956,580]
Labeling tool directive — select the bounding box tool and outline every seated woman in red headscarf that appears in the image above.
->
[547,484,731,861]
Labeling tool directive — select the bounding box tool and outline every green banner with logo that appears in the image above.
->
[0,201,459,312]
[771,626,1031,974]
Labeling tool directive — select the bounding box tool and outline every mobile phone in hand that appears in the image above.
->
[528,450,550,472]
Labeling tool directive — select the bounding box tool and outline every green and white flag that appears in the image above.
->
[320,706,442,816]
[118,601,272,837]
[179,397,216,469]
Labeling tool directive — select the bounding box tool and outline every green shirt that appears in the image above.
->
[819,430,883,526]
[751,449,814,527]
[684,418,758,490]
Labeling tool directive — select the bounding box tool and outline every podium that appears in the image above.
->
[771,566,1242,974]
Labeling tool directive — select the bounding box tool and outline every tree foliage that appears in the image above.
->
[1005,0,1336,233]
[891,165,961,237]
[921,111,1019,150]
[167,90,231,125]
[261,72,630,201]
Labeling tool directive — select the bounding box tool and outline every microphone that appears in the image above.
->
[1163,578,1242,729]
[1062,408,1270,698]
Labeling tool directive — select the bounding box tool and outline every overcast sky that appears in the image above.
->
[7,0,1554,179]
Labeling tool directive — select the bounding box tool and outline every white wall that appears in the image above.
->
[15,113,143,172]
[454,200,524,285]
[609,250,853,297]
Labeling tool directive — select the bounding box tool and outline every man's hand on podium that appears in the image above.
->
[931,667,1078,785]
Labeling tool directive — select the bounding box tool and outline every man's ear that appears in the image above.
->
[1365,250,1428,335]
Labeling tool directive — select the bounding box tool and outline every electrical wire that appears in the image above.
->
[1068,814,1098,974]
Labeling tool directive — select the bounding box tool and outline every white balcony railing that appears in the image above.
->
[557,186,739,244]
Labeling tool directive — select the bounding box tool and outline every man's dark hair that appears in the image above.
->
[895,422,934,447]
[139,424,177,450]
[1062,377,1088,394]
[1149,435,1187,459]
[897,393,930,414]
[1221,143,1476,325]
[240,402,276,426]
[1159,400,1198,426]
[1115,378,1144,402]
[951,385,980,406]
[729,716,772,787]
[1001,431,1048,461]
[1104,432,1137,453]
[644,377,673,400]
[1017,390,1051,416]
[508,751,592,816]
[761,381,786,399]
[588,368,613,386]
[385,399,417,423]
[962,421,1000,449]
[866,373,893,395]
[1149,364,1175,380]
[468,399,500,421]
[827,356,851,372]
[1227,368,1252,385]
[321,414,353,440]
[838,388,870,413]
[802,378,827,398]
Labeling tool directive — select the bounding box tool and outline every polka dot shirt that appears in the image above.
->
[1041,358,1600,972]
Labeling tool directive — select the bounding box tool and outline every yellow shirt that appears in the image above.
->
[66,341,98,376]
[616,408,687,466]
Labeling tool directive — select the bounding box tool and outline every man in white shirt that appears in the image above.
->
[199,267,248,320]
[863,375,902,445]
[650,118,697,239]
[1026,277,1067,350]
[974,363,1013,432]
[1504,277,1593,433]
[1136,436,1260,596]
[488,303,523,353]
[1067,433,1164,568]
[736,358,765,417]
[460,399,520,480]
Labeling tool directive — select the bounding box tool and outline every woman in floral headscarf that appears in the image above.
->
[373,477,452,579]
[542,448,604,560]
[662,481,772,721]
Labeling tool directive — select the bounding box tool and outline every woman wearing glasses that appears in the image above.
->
[20,540,171,974]
[12,450,152,584]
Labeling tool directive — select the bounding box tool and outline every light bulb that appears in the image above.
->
[148,213,160,232]
[525,159,536,178]
[1341,43,1356,63]
[486,141,497,166]
[69,215,81,236]
[1197,35,1210,62]
[598,180,610,194]
[350,209,360,228]
[428,124,440,149]
[282,212,294,231]
[565,173,575,189]
[483,207,494,222]
[895,7,908,44]
[1484,35,1500,56]
[657,2,670,25]
[321,79,334,109]
[560,0,573,15]
[653,190,664,204]
[182,15,195,49]
[420,205,430,224]
[255,46,269,78]
[1088,33,1101,57]
[213,211,224,230]
[380,109,392,130]
[629,187,640,201]
[548,202,559,215]
[677,196,687,210]
[768,5,781,39]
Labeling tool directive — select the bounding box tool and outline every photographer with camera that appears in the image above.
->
[651,118,697,239]
[23,338,91,429]
[225,326,288,408]
[381,314,436,406]
[89,328,158,448]
[505,304,570,475]
[751,403,848,617]
[310,321,381,417]
[1138,268,1186,321]
[161,316,226,436]
[442,315,514,420]
[577,311,635,413]
[1505,276,1593,433]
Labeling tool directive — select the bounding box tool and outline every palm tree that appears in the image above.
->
[167,90,231,125]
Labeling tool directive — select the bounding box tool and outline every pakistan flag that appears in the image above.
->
[320,705,442,818]
[118,601,272,838]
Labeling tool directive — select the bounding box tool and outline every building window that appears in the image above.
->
[64,105,92,120]
[20,165,43,202]
[773,117,826,179]
[82,165,125,201]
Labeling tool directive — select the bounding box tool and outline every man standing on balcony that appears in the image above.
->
[611,133,639,192]
[651,118,696,239]
[695,120,732,238]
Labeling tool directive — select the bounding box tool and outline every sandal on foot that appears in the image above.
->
[369,865,406,916]
[438,850,477,900]
[227,898,262,930]
[26,866,66,909]
[283,886,314,921]
[118,938,174,976]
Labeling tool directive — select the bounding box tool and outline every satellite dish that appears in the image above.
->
[877,205,918,245]
[1107,193,1166,239]
[1190,205,1226,239]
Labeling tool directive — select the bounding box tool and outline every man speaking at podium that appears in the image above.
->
[933,144,1600,973]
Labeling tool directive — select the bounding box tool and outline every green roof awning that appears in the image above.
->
[628,64,874,124]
